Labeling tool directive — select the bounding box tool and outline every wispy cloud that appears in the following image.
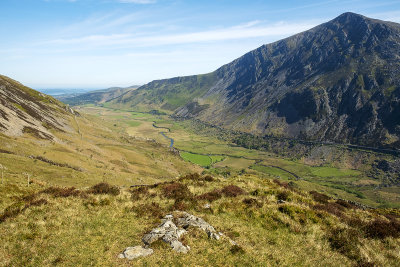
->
[43,20,319,49]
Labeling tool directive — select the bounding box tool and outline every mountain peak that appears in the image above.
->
[335,12,366,21]
[328,12,373,27]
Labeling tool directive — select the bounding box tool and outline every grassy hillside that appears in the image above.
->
[108,72,218,112]
[1,173,399,266]
[0,107,201,190]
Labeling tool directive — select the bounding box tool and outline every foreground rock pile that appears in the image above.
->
[119,211,221,260]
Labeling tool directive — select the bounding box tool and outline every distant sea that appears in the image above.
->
[36,88,95,96]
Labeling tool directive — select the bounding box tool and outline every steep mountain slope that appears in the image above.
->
[0,75,74,140]
[56,86,139,106]
[110,12,400,149]
[0,75,201,187]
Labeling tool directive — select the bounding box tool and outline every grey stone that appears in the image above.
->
[174,211,220,240]
[142,214,190,253]
[118,246,153,260]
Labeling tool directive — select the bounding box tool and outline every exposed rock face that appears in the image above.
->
[0,75,74,140]
[110,12,400,149]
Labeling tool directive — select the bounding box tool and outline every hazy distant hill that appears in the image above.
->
[110,12,400,149]
[0,75,74,140]
[56,86,139,106]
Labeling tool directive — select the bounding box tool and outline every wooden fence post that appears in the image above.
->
[23,172,30,187]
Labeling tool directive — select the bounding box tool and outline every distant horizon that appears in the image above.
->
[1,0,400,88]
[37,85,143,96]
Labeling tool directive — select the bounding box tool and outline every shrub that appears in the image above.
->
[131,186,150,201]
[87,183,120,196]
[277,191,291,201]
[278,205,298,217]
[0,198,48,223]
[197,189,222,202]
[242,198,263,208]
[309,191,331,204]
[328,227,362,262]
[0,202,25,223]
[179,173,215,183]
[365,219,400,239]
[335,199,354,209]
[221,185,245,197]
[203,175,214,182]
[41,186,81,198]
[343,216,364,228]
[273,179,291,189]
[162,183,193,201]
[230,245,245,254]
[171,200,187,211]
[313,202,344,217]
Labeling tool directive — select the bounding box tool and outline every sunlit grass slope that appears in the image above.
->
[1,173,399,266]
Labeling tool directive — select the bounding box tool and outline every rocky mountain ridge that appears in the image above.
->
[110,12,400,149]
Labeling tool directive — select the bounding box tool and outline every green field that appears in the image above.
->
[210,155,225,164]
[180,152,212,167]
[126,121,142,127]
[310,167,361,177]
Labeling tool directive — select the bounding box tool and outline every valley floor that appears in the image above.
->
[78,106,400,209]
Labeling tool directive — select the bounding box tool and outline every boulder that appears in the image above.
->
[118,246,153,260]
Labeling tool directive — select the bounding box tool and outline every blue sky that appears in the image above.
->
[1,0,400,89]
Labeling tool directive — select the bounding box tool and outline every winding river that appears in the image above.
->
[152,122,175,148]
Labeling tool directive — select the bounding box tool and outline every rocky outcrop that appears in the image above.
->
[142,214,190,253]
[120,211,221,260]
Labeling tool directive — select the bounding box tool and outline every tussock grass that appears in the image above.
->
[1,173,398,266]
[1,103,400,265]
